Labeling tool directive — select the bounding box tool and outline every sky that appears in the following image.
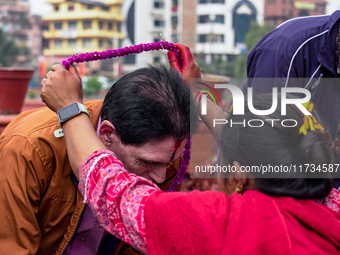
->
[29,0,52,16]
[327,0,340,13]
[28,0,340,17]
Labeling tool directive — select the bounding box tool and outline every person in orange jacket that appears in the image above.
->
[0,64,195,254]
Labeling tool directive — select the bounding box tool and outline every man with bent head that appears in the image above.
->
[0,64,193,254]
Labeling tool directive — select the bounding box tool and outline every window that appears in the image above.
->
[171,34,178,43]
[117,22,122,32]
[154,19,165,27]
[68,5,74,11]
[83,21,92,30]
[108,22,113,30]
[98,21,104,30]
[108,40,113,48]
[171,16,178,29]
[198,15,209,23]
[54,39,62,48]
[199,0,208,3]
[124,54,136,64]
[68,21,76,30]
[197,34,224,43]
[198,34,208,43]
[42,39,49,49]
[83,38,92,47]
[273,17,277,26]
[98,39,103,48]
[54,4,59,11]
[198,15,223,23]
[102,6,109,11]
[216,15,224,24]
[215,34,224,43]
[54,22,62,30]
[154,1,164,8]
[289,9,293,18]
[153,56,161,63]
[282,9,286,16]
[87,5,94,10]
[42,23,49,31]
[68,39,76,48]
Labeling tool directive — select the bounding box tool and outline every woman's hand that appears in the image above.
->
[168,44,201,87]
[40,64,104,176]
[168,45,228,140]
[40,64,83,113]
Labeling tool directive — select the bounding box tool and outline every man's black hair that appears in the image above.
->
[101,64,197,145]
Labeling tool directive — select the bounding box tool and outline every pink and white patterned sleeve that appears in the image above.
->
[318,188,340,213]
[78,149,161,253]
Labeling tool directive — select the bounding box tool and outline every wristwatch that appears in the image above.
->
[57,102,90,127]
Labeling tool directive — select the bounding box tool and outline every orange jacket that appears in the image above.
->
[0,100,180,255]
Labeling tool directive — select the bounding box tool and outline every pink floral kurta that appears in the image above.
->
[78,149,340,254]
[78,149,160,253]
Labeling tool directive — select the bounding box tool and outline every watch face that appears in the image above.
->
[59,103,80,121]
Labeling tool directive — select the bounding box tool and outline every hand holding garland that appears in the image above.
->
[167,44,201,89]
[168,44,228,140]
[41,64,105,177]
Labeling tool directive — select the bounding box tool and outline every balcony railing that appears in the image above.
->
[42,10,123,21]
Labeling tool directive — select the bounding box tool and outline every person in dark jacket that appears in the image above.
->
[242,11,340,141]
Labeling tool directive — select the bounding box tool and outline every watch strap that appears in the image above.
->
[57,102,90,128]
[79,103,90,118]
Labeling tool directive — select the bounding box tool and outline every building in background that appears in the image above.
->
[264,0,327,26]
[172,0,264,64]
[121,0,172,72]
[42,0,124,77]
[0,0,42,68]
[171,0,196,49]
[122,0,264,70]
[38,0,329,75]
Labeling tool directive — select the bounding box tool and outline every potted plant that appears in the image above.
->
[0,67,34,114]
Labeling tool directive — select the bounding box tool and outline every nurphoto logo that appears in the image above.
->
[200,84,312,128]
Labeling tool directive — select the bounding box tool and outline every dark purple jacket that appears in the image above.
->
[242,11,340,139]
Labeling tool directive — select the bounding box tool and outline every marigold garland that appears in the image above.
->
[62,41,183,69]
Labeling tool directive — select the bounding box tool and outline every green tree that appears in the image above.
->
[0,29,23,67]
[84,77,102,96]
[234,22,274,78]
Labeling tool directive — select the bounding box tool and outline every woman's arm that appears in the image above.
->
[78,149,160,253]
[40,64,105,176]
[168,44,228,140]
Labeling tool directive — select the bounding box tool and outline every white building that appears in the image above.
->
[195,0,264,62]
[121,0,264,71]
[121,0,172,72]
